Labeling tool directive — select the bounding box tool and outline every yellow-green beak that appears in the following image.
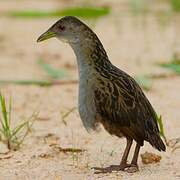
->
[37,30,56,42]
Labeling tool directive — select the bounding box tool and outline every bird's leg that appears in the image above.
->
[126,143,140,173]
[92,138,133,173]
[118,138,133,170]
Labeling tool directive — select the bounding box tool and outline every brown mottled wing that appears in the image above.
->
[94,66,160,146]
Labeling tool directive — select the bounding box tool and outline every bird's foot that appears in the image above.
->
[125,164,139,173]
[92,163,130,174]
[118,163,131,171]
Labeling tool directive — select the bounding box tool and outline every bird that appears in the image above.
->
[37,16,166,173]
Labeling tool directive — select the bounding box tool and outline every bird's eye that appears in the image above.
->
[59,25,65,31]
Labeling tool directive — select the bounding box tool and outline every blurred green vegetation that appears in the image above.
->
[129,0,148,14]
[129,0,180,13]
[0,59,70,86]
[0,80,52,86]
[7,7,110,18]
[170,0,180,12]
[135,75,152,91]
[2,0,180,20]
[38,59,68,80]
[159,55,180,74]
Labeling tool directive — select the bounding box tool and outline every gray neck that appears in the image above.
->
[70,42,94,76]
[70,39,110,69]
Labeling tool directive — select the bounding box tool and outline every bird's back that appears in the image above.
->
[93,63,165,151]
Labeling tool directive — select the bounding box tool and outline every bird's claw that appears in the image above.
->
[125,164,139,173]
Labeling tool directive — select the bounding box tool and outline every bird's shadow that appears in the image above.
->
[92,165,122,174]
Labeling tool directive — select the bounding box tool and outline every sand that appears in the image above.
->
[0,0,180,179]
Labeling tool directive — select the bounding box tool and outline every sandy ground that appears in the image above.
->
[0,0,180,179]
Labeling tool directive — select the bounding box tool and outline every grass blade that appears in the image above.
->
[156,114,167,144]
[160,64,180,74]
[0,93,36,150]
[59,7,110,18]
[38,59,68,79]
[11,121,28,138]
[0,79,78,86]
[0,80,52,86]
[8,97,12,126]
[0,94,10,134]
[61,107,77,126]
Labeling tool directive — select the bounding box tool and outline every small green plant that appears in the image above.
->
[0,93,36,150]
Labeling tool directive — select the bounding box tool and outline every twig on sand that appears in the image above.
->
[50,144,86,153]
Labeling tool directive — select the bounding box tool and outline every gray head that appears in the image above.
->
[37,16,92,44]
[37,16,109,66]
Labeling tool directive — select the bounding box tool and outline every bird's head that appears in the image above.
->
[37,16,90,44]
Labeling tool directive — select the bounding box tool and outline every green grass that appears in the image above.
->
[60,107,77,126]
[0,59,70,86]
[0,79,78,87]
[170,0,180,12]
[0,75,153,90]
[7,7,110,18]
[0,93,36,150]
[159,56,180,74]
[0,79,52,86]
[156,114,167,144]
[37,59,68,80]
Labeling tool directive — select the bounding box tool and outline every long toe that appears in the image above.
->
[118,163,131,171]
[92,163,131,174]
[125,164,139,173]
[107,163,131,171]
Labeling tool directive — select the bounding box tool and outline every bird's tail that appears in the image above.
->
[147,133,166,151]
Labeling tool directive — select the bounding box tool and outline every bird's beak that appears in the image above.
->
[37,30,56,42]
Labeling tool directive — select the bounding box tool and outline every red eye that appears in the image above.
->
[59,25,65,31]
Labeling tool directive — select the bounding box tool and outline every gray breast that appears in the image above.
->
[78,63,99,132]
[70,42,100,132]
